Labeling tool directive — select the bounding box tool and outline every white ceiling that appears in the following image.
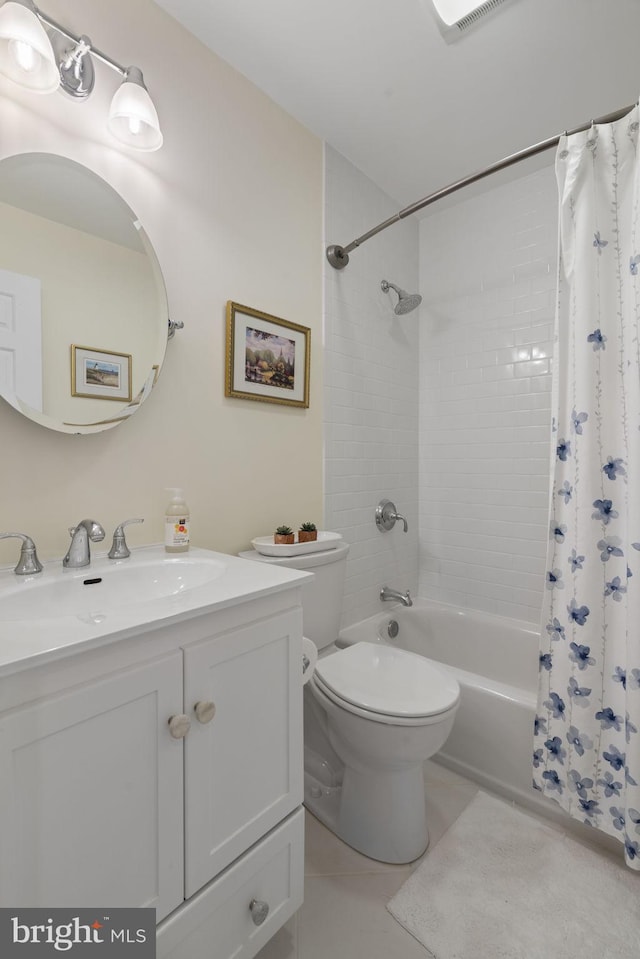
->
[154,0,640,213]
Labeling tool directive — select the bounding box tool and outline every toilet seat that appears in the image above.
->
[312,642,460,726]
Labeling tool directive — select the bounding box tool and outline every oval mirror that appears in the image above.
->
[0,152,169,433]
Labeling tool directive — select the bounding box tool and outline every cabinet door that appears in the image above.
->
[0,653,184,921]
[183,610,303,896]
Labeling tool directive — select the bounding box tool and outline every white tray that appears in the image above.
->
[251,531,343,557]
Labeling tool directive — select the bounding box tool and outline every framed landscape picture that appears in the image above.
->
[71,345,132,401]
[225,302,310,408]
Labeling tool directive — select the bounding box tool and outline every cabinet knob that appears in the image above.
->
[168,714,191,739]
[249,899,269,926]
[194,700,216,724]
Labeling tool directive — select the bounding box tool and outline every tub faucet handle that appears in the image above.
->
[395,510,409,533]
[375,499,409,533]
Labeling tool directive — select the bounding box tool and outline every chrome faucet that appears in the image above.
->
[63,519,106,569]
[380,585,413,607]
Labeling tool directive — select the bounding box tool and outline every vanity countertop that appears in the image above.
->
[0,545,310,678]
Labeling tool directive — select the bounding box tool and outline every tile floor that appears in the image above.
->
[256,760,480,959]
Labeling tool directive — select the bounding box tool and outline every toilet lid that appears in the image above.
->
[314,642,460,719]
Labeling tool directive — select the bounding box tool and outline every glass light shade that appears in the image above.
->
[431,0,487,25]
[0,0,58,93]
[107,67,163,152]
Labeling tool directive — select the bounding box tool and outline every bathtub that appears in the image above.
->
[337,598,541,811]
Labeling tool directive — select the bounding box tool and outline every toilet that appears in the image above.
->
[239,540,460,864]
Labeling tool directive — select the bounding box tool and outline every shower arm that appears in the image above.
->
[326,102,635,270]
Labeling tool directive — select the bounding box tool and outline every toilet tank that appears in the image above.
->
[238,541,349,651]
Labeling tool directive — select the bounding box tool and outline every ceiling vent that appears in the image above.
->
[431,0,512,40]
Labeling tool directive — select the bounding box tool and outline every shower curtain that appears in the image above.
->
[534,105,640,868]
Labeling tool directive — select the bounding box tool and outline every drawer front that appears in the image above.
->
[157,808,304,959]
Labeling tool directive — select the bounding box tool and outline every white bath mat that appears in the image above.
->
[387,791,640,959]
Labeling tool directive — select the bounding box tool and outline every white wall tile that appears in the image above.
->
[325,147,557,629]
[418,163,557,625]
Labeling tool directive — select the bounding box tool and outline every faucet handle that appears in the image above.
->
[394,510,409,533]
[108,518,144,560]
[0,532,43,575]
[375,499,409,533]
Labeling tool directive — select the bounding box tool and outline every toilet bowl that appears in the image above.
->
[238,540,460,863]
[309,641,459,862]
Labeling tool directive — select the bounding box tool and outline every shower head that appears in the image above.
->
[380,280,422,315]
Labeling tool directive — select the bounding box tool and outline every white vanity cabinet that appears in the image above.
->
[0,580,305,959]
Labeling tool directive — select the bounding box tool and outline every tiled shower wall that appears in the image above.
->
[324,147,558,628]
[418,164,558,625]
[323,145,419,628]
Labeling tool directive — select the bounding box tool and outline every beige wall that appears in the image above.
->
[0,0,323,564]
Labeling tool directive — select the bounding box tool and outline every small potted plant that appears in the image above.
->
[274,525,295,545]
[298,522,318,543]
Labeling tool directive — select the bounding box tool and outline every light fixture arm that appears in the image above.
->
[33,6,126,78]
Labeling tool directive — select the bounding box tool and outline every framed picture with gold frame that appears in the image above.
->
[71,345,132,401]
[225,301,310,408]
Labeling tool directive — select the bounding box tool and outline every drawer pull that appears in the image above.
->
[168,714,191,739]
[249,899,269,926]
[194,700,216,724]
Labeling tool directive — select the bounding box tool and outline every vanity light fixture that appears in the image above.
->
[0,0,163,150]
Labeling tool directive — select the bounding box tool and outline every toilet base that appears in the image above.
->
[304,765,430,864]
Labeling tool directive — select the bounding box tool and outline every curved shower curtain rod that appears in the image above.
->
[326,101,636,270]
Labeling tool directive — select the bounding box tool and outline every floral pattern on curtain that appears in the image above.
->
[534,106,640,869]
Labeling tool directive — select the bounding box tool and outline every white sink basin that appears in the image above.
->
[0,551,227,622]
[0,544,311,679]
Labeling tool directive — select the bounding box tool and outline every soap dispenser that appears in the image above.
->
[165,488,190,553]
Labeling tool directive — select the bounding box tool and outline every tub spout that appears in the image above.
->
[380,586,413,607]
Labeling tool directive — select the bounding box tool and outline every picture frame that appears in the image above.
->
[71,345,132,402]
[225,301,310,408]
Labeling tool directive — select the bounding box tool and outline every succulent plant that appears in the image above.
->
[299,522,317,531]
[275,525,293,535]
